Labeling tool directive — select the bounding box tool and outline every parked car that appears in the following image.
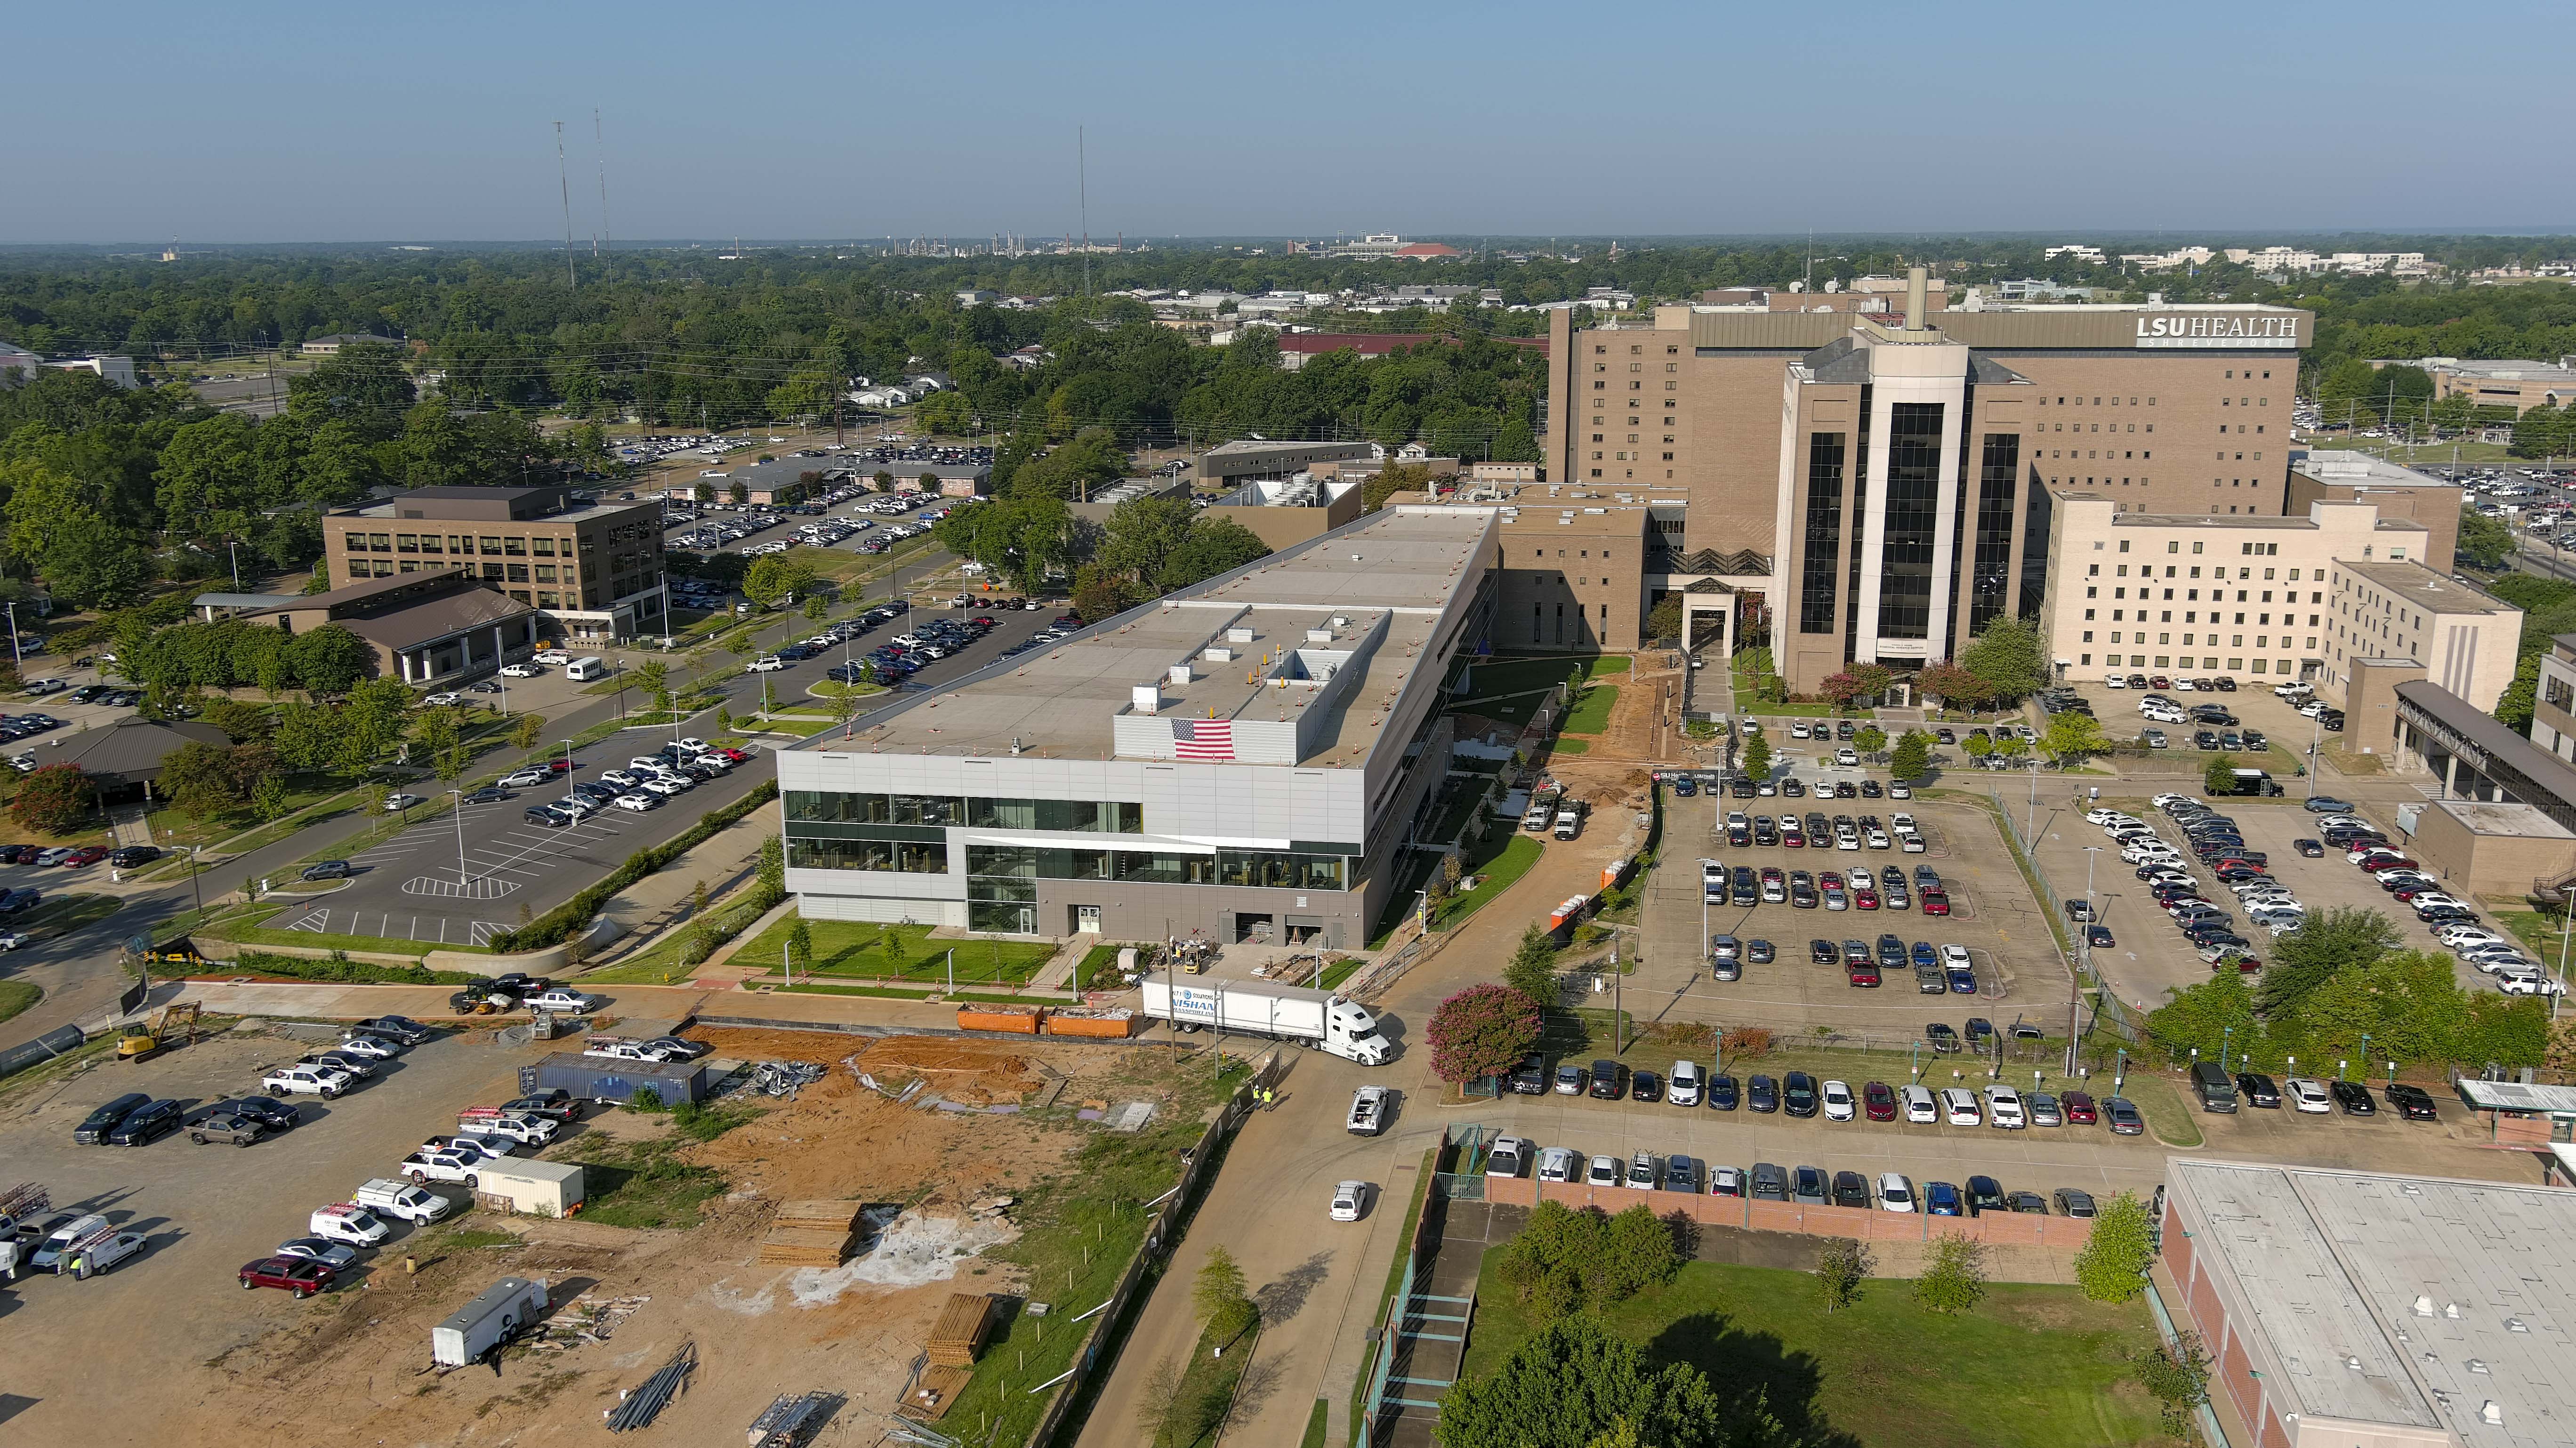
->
[239,1255,337,1297]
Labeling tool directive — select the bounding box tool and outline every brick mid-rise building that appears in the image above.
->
[322,484,668,645]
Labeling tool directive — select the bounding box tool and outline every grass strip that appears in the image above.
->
[1560,684,1618,735]
[1429,834,1544,932]
[0,978,40,1028]
[1458,1256,2164,1448]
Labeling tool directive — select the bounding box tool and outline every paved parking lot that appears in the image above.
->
[2034,791,2507,1010]
[0,1024,554,1440]
[1637,788,2070,1041]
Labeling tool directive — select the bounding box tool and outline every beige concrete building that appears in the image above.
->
[2320,560,2518,715]
[2283,451,2464,573]
[2420,356,2576,414]
[1546,271,2310,692]
[2042,495,2423,686]
[2529,632,2576,764]
[2406,797,2576,897]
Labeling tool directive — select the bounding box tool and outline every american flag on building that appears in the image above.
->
[1173,717,1235,762]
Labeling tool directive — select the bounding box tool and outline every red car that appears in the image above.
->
[716,747,753,764]
[2060,1090,2099,1125]
[240,1255,336,1298]
[1853,888,1879,910]
[60,846,109,869]
[1862,1081,1898,1121]
[1845,960,1881,988]
[1920,889,1951,916]
[545,758,574,775]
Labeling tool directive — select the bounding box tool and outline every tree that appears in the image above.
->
[1505,924,1560,1005]
[1852,724,1886,760]
[2203,751,2240,794]
[1958,617,2048,702]
[1888,729,1932,781]
[250,772,289,823]
[510,713,545,755]
[2457,506,2517,571]
[1071,563,1144,625]
[1424,982,1541,1084]
[1739,727,1770,782]
[1437,1316,1739,1448]
[1590,1204,1682,1302]
[785,916,813,971]
[1813,1237,1874,1311]
[1912,1233,1988,1314]
[2497,651,2542,735]
[1156,517,1271,591]
[743,554,819,609]
[2259,905,2402,1017]
[1818,672,1866,711]
[283,623,375,695]
[414,707,460,762]
[729,480,749,506]
[8,762,93,834]
[757,833,786,894]
[1915,659,1991,714]
[802,593,828,622]
[159,740,250,821]
[1962,731,1994,765]
[2074,1191,2156,1303]
[1191,1245,1256,1347]
[2133,1330,2213,1436]
[338,677,413,770]
[1646,595,1683,641]
[39,511,154,608]
[2039,710,2108,766]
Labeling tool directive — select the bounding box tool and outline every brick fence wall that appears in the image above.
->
[1484,1174,2096,1253]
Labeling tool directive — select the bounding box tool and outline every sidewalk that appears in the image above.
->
[161,975,1105,1039]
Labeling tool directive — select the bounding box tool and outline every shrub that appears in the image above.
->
[9,762,95,835]
[1913,1233,1989,1314]
[1718,1025,1773,1060]
[224,949,483,986]
[1425,982,1541,1084]
[1814,1237,1874,1311]
[2133,1330,2213,1434]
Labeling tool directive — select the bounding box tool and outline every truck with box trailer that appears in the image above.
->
[519,1054,709,1107]
[432,1276,552,1367]
[1140,972,1392,1064]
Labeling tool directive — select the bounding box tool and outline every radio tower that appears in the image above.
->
[555,121,577,289]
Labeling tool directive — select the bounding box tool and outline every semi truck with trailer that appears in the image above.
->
[1140,972,1393,1064]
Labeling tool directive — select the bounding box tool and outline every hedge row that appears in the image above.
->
[230,949,487,986]
[488,781,779,953]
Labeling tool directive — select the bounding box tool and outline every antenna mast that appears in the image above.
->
[555,121,577,289]
[1079,125,1090,299]
[594,108,612,281]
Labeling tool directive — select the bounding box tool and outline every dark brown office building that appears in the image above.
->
[321,485,669,644]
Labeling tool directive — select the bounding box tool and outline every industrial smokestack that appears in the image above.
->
[1905,265,1929,327]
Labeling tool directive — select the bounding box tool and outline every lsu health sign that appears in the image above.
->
[2133,313,2302,349]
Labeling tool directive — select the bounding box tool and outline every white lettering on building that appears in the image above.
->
[2134,314,2300,349]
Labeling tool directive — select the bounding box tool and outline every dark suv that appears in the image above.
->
[1587,1059,1625,1100]
[1783,1071,1818,1118]
[107,1098,182,1146]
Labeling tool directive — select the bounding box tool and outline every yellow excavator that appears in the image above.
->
[117,1003,200,1062]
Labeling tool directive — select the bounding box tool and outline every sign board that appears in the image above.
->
[2134,314,2301,348]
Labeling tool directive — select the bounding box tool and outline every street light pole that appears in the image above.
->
[450,788,470,888]
[2072,845,2099,1077]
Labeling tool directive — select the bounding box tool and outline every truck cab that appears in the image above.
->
[1326,998,1392,1065]
[1553,804,1583,840]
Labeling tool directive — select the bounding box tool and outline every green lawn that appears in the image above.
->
[734,915,1057,985]
[1549,737,1592,756]
[1431,833,1544,932]
[0,979,40,1028]
[1461,1257,2171,1448]
[1560,684,1619,735]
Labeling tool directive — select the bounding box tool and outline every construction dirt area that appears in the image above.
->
[12,1022,1225,1448]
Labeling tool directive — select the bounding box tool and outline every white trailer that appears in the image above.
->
[1140,973,1392,1064]
[433,1276,551,1367]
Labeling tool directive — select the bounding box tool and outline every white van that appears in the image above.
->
[563,656,608,682]
[1667,1061,1704,1107]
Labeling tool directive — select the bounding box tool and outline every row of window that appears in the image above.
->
[785,836,1355,892]
[2088,609,2319,627]
[2084,654,2296,673]
[342,532,594,556]
[784,790,1146,833]
[2086,631,2313,651]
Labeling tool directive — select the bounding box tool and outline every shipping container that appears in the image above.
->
[1041,1007,1135,1039]
[519,1054,708,1106]
[471,1159,586,1218]
[956,1005,1044,1035]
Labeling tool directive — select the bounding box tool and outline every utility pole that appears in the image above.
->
[594,108,611,281]
[555,121,578,289]
[1078,126,1090,300]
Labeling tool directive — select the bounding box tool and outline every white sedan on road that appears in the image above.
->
[384,793,425,811]
[419,692,462,707]
[1328,1181,1369,1222]
[642,777,690,797]
[612,792,660,812]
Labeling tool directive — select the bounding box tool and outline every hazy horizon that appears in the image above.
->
[11,0,2571,244]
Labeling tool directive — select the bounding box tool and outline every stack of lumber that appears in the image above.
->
[926,1292,997,1367]
[756,1199,862,1268]
[897,1365,974,1422]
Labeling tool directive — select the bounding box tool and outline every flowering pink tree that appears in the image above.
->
[1425,982,1542,1084]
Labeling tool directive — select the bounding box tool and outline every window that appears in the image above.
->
[395,534,419,553]
[1875,402,1942,639]
[1798,432,1845,635]
[480,537,504,555]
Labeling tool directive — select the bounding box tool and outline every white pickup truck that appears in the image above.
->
[263,1063,354,1098]
[458,1108,558,1146]
[580,1036,676,1063]
[399,1150,486,1187]
[354,1178,452,1225]
[1347,1085,1391,1136]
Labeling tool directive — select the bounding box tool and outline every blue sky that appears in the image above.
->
[8,0,2569,243]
